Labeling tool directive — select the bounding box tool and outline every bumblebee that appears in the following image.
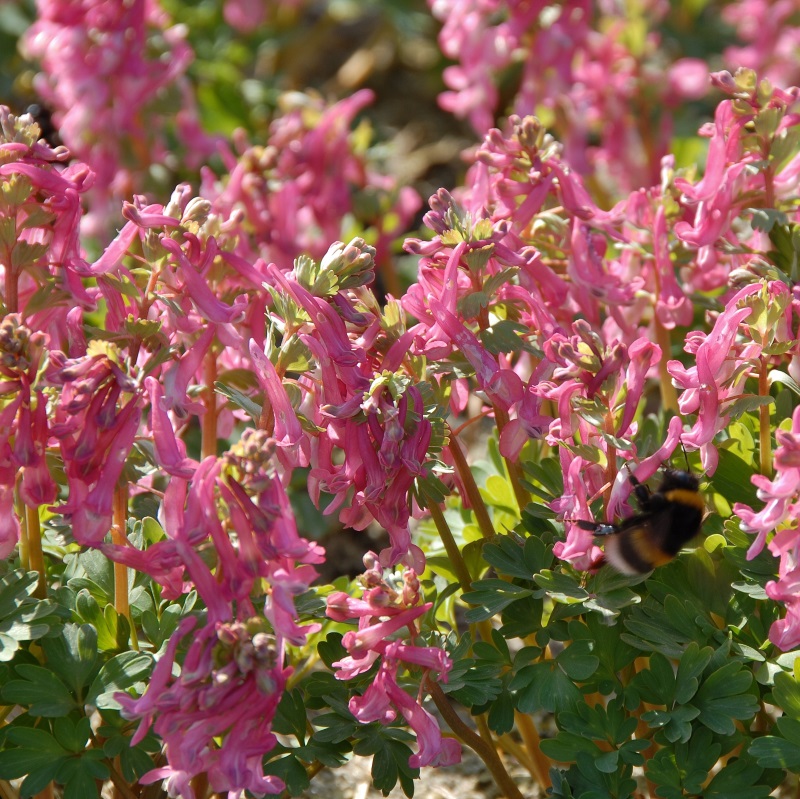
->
[578,469,705,574]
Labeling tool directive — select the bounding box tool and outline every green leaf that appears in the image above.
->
[2,664,77,716]
[694,661,759,735]
[462,579,534,622]
[534,570,588,601]
[540,731,599,763]
[262,753,310,796]
[53,717,92,753]
[273,688,308,742]
[42,623,98,697]
[214,380,261,420]
[557,640,600,681]
[0,570,61,660]
[632,651,675,705]
[86,651,153,709]
[446,659,503,707]
[70,549,115,601]
[641,704,699,744]
[646,728,720,797]
[703,756,771,798]
[511,661,582,714]
[62,763,103,799]
[482,534,550,579]
[675,642,713,704]
[772,671,800,719]
[0,727,69,778]
[312,711,359,744]
[353,727,418,798]
[712,450,759,508]
[487,690,516,736]
[749,716,800,769]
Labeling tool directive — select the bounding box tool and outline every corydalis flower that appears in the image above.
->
[119,616,287,799]
[0,106,93,332]
[735,404,800,650]
[202,90,419,271]
[328,558,459,769]
[46,341,141,546]
[0,315,54,556]
[22,1,213,235]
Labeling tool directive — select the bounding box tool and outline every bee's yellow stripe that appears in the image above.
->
[630,528,673,567]
[663,488,705,511]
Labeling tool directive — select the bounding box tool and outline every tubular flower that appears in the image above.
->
[119,617,288,798]
[735,405,800,650]
[328,558,459,769]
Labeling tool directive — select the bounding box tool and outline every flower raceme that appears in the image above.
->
[5,51,800,799]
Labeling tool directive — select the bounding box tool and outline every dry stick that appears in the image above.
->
[497,732,539,778]
[190,773,209,799]
[0,780,18,799]
[105,759,139,799]
[513,710,552,791]
[428,681,524,799]
[447,431,496,541]
[25,505,46,599]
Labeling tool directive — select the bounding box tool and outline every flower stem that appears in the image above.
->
[759,358,772,476]
[428,680,525,799]
[427,501,473,593]
[654,317,678,413]
[112,484,139,650]
[17,495,29,571]
[427,500,493,641]
[25,505,46,599]
[202,347,218,460]
[492,404,530,511]
[448,430,496,541]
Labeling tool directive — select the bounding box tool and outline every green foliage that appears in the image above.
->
[0,569,62,660]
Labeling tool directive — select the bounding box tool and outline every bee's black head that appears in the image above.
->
[659,469,700,493]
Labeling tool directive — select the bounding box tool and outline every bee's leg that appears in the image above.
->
[575,519,616,536]
[628,473,651,508]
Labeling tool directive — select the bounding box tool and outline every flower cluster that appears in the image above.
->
[327,555,460,769]
[735,404,800,649]
[22,0,214,236]
[6,1,800,796]
[429,0,710,193]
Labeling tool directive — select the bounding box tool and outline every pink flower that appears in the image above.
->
[22,2,213,235]
[330,562,459,770]
[120,617,288,798]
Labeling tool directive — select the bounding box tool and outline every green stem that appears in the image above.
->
[25,505,46,599]
[654,316,678,414]
[427,501,473,594]
[759,358,772,476]
[428,501,493,642]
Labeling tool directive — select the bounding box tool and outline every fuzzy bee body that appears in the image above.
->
[579,469,705,574]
